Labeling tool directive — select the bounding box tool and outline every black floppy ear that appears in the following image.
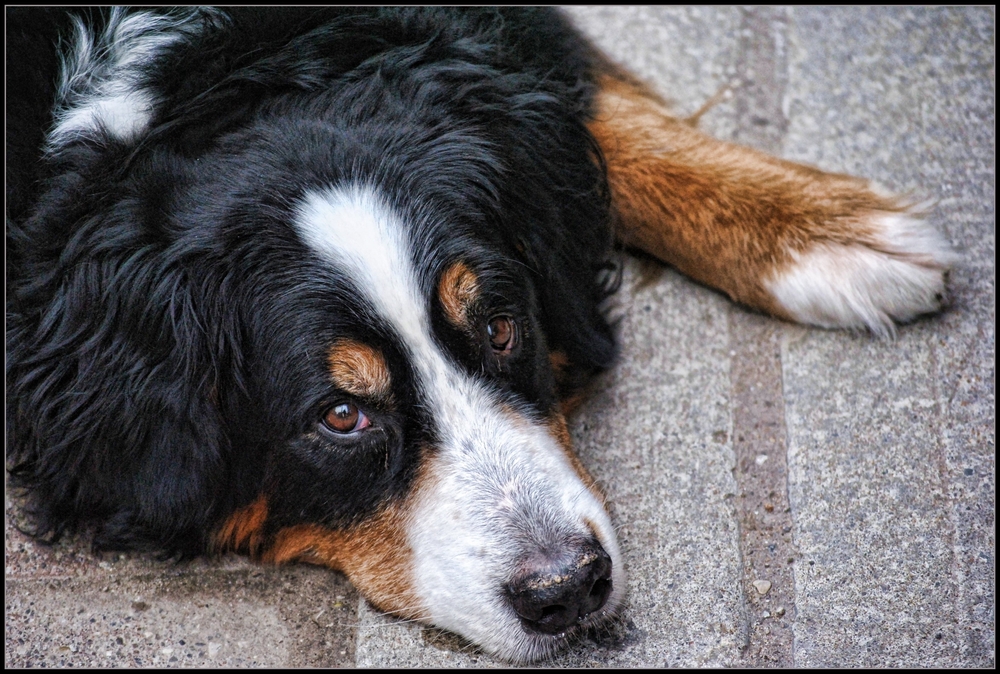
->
[512,226,619,375]
[6,220,235,556]
[491,100,619,376]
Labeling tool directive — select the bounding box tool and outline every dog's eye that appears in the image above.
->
[487,315,517,353]
[323,402,371,434]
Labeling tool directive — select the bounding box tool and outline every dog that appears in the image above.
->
[6,7,957,662]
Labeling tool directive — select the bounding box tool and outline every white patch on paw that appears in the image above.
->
[767,211,959,337]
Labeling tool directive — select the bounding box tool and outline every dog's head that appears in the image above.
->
[241,181,625,660]
[7,9,623,661]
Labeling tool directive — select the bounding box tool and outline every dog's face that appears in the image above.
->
[252,186,622,659]
[157,110,623,659]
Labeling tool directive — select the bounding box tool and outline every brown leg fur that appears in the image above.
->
[588,70,957,335]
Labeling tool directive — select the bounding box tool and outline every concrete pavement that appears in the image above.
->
[6,6,994,668]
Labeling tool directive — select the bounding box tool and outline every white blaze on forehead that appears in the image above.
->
[295,185,498,439]
[294,184,623,660]
[295,185,450,403]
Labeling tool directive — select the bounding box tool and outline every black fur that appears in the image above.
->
[6,7,618,557]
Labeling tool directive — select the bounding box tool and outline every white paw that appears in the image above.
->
[766,208,959,337]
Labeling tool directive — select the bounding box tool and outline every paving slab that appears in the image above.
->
[780,6,994,667]
[5,565,360,668]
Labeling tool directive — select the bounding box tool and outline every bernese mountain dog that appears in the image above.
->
[6,7,956,662]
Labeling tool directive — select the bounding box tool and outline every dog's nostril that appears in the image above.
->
[584,575,613,614]
[506,537,613,635]
[541,604,566,618]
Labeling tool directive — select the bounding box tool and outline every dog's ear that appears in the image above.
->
[7,219,239,556]
[493,97,619,376]
[512,223,619,375]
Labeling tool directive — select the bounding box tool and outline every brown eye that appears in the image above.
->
[487,315,517,353]
[323,402,371,434]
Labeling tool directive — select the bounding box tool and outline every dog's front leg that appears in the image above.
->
[588,73,958,336]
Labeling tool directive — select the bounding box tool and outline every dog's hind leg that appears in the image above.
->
[587,72,958,337]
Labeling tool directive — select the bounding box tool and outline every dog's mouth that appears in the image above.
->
[319,409,626,662]
[430,554,622,664]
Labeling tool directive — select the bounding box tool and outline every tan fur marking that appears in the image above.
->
[262,501,421,619]
[263,504,418,617]
[558,393,589,418]
[549,350,570,376]
[328,339,392,402]
[549,350,597,416]
[439,261,479,329]
[260,451,438,619]
[548,411,605,501]
[588,73,909,319]
[214,496,269,555]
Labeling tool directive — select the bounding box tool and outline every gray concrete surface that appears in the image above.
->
[5,6,994,668]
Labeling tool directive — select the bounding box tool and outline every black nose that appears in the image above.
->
[505,537,613,635]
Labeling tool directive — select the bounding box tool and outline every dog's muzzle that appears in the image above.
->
[403,401,625,661]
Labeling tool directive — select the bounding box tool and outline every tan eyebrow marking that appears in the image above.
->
[327,339,392,402]
[438,261,480,329]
